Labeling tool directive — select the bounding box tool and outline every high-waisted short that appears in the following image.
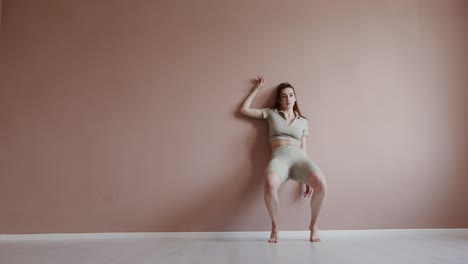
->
[266,145,321,184]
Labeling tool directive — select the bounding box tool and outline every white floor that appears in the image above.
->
[1,231,468,264]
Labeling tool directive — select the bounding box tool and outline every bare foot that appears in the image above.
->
[310,225,321,242]
[268,227,279,243]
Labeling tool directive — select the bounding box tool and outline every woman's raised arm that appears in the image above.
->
[240,75,265,118]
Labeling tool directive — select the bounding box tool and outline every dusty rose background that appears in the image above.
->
[1,0,467,234]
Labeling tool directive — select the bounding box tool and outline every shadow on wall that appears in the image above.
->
[156,83,277,232]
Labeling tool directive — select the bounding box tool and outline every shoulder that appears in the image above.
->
[297,115,308,125]
[261,107,276,119]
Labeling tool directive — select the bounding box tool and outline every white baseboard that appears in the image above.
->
[1,228,467,241]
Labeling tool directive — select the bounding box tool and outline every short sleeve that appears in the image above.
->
[302,122,309,137]
[261,108,270,119]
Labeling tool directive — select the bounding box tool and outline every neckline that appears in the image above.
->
[277,109,298,127]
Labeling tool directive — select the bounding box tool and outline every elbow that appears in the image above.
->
[240,106,247,115]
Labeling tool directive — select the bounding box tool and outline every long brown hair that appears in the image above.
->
[271,82,306,119]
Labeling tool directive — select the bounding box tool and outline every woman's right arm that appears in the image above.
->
[240,75,265,119]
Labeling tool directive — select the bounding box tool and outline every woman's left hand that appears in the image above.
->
[303,184,312,198]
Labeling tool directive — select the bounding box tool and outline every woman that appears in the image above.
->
[240,75,327,243]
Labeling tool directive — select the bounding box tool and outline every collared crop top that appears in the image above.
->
[261,108,309,144]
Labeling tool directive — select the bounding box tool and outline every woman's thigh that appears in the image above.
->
[290,159,324,185]
[265,157,290,184]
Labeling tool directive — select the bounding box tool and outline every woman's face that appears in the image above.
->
[279,88,296,110]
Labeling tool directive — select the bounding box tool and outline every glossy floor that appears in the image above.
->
[1,232,468,264]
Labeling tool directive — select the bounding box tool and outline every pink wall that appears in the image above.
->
[0,0,467,234]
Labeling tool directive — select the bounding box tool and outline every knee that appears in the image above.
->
[264,173,280,193]
[310,175,327,195]
[315,180,327,195]
[317,180,327,194]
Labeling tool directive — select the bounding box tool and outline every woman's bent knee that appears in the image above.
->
[264,172,281,192]
[308,173,327,193]
[315,180,327,195]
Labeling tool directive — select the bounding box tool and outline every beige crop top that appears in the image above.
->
[261,108,309,144]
